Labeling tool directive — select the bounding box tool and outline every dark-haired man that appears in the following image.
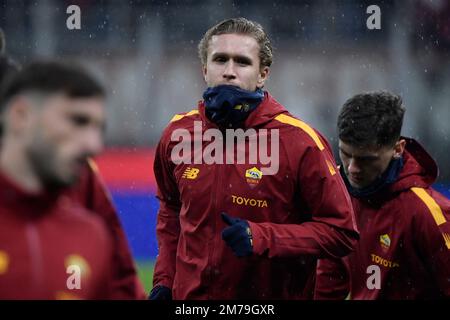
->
[0,61,114,299]
[314,91,450,299]
[151,17,358,300]
[0,28,145,299]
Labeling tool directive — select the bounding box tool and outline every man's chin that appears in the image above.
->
[348,178,368,189]
[42,174,79,191]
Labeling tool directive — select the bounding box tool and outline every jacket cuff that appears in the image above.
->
[248,221,267,255]
[153,278,173,290]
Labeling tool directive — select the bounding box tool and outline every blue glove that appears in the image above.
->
[148,285,172,300]
[221,212,253,257]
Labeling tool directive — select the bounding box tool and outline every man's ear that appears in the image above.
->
[202,65,207,82]
[394,139,406,158]
[6,96,33,134]
[256,66,270,88]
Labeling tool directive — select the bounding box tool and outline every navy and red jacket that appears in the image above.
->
[153,92,359,299]
[314,138,450,299]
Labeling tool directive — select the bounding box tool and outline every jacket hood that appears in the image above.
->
[389,137,438,193]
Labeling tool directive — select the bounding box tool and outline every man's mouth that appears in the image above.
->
[349,174,364,184]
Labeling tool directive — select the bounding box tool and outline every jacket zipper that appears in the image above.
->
[26,223,44,297]
[207,135,225,299]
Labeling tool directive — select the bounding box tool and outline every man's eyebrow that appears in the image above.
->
[339,147,379,160]
[339,147,352,157]
[234,55,252,64]
[211,52,228,59]
[211,52,253,64]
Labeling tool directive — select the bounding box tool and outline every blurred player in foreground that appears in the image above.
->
[314,91,450,299]
[0,61,115,299]
[0,29,145,299]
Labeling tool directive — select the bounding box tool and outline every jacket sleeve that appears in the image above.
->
[152,136,181,290]
[249,138,359,259]
[412,189,450,297]
[314,257,350,300]
[79,161,146,299]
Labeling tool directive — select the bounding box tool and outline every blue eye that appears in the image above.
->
[214,56,227,63]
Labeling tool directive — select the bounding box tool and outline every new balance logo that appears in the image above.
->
[443,233,450,250]
[182,167,199,179]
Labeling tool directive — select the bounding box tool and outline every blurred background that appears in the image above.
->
[1,0,450,292]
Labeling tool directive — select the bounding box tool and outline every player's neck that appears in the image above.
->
[0,139,43,194]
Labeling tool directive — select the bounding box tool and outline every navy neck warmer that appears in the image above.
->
[341,156,404,199]
[203,85,264,129]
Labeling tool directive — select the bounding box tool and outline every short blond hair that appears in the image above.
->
[198,17,273,69]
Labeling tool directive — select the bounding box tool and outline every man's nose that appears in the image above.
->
[222,61,237,80]
[82,128,104,157]
[348,158,361,174]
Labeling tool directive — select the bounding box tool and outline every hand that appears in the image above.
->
[221,212,253,257]
[148,285,172,300]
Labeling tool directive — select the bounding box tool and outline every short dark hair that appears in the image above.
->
[198,17,273,69]
[337,91,406,148]
[0,61,105,113]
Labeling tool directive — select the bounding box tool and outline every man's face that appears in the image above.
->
[202,33,269,91]
[339,140,403,189]
[24,94,105,189]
